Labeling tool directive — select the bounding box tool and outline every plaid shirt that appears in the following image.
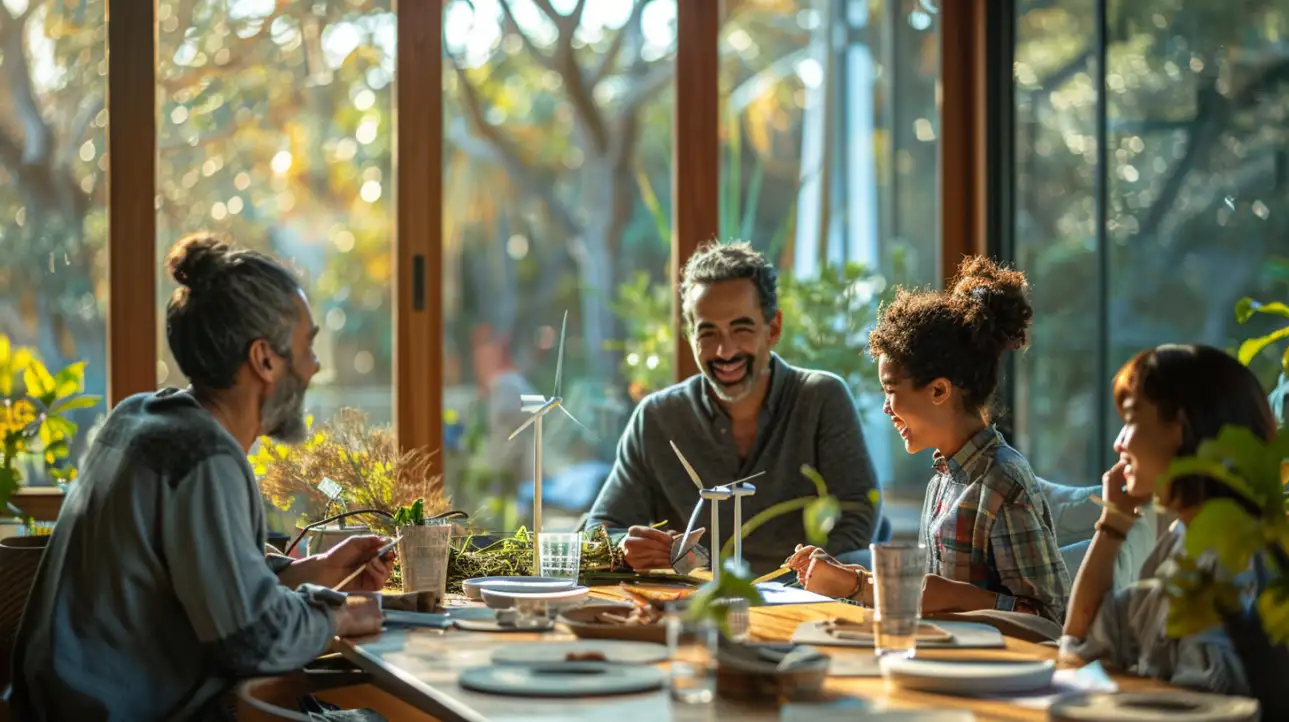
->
[920,426,1070,624]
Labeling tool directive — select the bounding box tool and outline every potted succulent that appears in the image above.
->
[250,407,453,556]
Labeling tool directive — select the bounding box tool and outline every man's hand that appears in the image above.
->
[332,593,384,638]
[320,535,397,592]
[786,545,862,599]
[620,525,698,571]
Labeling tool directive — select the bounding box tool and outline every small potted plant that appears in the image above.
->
[1156,424,1289,716]
[251,408,452,555]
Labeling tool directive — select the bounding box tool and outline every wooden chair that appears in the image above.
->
[236,669,437,722]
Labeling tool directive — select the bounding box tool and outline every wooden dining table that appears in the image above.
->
[332,584,1173,722]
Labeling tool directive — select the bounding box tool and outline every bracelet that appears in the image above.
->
[1089,494,1142,520]
[846,570,864,601]
[1095,520,1128,541]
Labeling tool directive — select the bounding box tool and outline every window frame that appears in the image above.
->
[93,0,988,454]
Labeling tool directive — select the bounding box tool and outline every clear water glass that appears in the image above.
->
[712,597,750,642]
[513,597,552,629]
[665,600,718,704]
[538,531,582,581]
[869,542,927,657]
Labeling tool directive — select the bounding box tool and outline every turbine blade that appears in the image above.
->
[520,394,547,404]
[670,441,705,490]
[553,310,568,400]
[717,469,767,491]
[506,413,541,441]
[506,401,557,441]
[557,403,594,438]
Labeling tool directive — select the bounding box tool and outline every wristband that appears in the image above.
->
[845,570,864,601]
[1095,520,1128,541]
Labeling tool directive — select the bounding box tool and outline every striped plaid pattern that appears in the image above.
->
[920,426,1071,624]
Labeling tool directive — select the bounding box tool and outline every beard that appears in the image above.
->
[703,352,760,403]
[262,365,309,443]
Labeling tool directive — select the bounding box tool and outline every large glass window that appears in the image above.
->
[1013,0,1289,484]
[440,0,677,530]
[155,0,396,425]
[718,0,941,493]
[0,0,110,471]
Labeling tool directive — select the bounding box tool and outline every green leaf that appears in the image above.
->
[1257,586,1289,646]
[803,495,841,547]
[50,361,86,400]
[1185,499,1260,572]
[0,465,19,510]
[50,395,101,415]
[1195,426,1279,496]
[685,558,763,632]
[22,359,56,405]
[43,416,78,443]
[1237,326,1289,365]
[1236,297,1289,324]
[1158,456,1263,507]
[42,439,70,464]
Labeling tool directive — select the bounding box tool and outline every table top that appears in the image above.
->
[334,585,1172,722]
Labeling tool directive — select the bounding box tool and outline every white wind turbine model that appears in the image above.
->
[507,311,588,574]
[669,441,765,585]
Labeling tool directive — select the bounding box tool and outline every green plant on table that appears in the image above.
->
[1156,425,1289,644]
[249,407,449,535]
[444,524,625,594]
[0,334,100,512]
[1236,297,1289,430]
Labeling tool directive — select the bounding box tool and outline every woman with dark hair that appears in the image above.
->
[787,257,1070,624]
[1060,344,1274,694]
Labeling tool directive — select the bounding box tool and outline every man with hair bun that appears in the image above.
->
[12,234,391,721]
[586,240,880,575]
[788,256,1071,624]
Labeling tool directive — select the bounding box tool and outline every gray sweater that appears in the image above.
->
[12,389,336,722]
[585,354,879,573]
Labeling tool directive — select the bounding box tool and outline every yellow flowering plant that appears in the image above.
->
[249,407,450,535]
[0,334,101,512]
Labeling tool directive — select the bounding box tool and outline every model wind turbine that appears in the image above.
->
[668,441,765,585]
[506,311,588,574]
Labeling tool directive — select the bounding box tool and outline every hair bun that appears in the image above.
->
[950,256,1033,352]
[165,234,231,291]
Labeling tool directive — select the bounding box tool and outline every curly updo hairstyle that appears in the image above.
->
[867,256,1033,419]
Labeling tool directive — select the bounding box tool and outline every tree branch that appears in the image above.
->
[590,0,653,87]
[447,55,580,236]
[1138,58,1289,239]
[496,0,556,71]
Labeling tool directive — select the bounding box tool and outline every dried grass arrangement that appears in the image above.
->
[250,408,450,536]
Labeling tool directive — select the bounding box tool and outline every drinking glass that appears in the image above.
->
[869,542,927,657]
[664,600,718,703]
[711,597,750,643]
[512,597,553,629]
[538,532,582,581]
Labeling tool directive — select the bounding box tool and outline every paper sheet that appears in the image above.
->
[979,661,1119,709]
[755,581,837,606]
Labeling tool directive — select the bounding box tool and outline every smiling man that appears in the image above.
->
[585,241,879,574]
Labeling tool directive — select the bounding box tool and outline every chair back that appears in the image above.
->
[0,536,48,690]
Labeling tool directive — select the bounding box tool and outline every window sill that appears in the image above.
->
[12,487,65,522]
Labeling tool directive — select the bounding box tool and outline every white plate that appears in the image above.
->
[480,585,590,610]
[879,656,1055,695]
[462,576,578,600]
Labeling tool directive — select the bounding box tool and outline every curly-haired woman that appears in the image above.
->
[788,257,1071,624]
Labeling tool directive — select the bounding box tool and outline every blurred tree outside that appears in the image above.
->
[1014,0,1289,484]
[0,0,941,513]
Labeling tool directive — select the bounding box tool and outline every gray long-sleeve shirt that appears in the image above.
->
[12,389,336,722]
[585,354,879,573]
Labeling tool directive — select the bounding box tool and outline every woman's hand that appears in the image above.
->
[1102,459,1149,516]
[786,545,862,599]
